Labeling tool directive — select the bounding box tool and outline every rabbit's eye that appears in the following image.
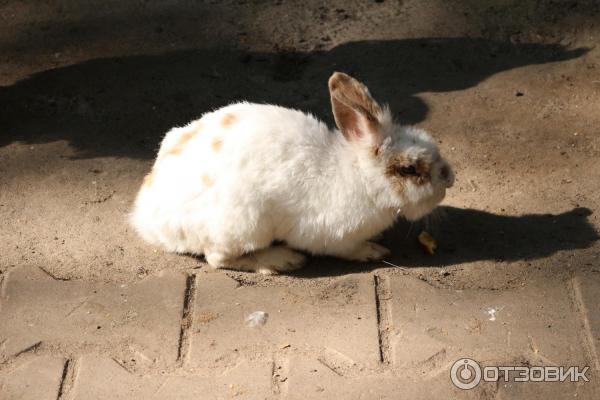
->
[399,165,418,176]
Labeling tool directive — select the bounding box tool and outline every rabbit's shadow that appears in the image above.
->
[295,206,598,277]
[0,38,588,158]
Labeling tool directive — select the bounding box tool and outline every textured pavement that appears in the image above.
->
[1,267,598,399]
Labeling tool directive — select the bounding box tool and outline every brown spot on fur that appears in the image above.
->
[416,159,432,181]
[385,156,408,193]
[189,119,204,130]
[221,113,236,127]
[211,137,223,152]
[166,130,197,156]
[142,171,154,188]
[385,155,432,192]
[202,174,214,187]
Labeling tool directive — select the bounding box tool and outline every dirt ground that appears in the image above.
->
[1,0,599,289]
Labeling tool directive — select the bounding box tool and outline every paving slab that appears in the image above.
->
[0,267,186,367]
[574,270,600,371]
[387,274,597,397]
[0,356,64,400]
[495,379,597,400]
[190,272,380,368]
[72,355,273,400]
[285,356,494,400]
[389,275,588,367]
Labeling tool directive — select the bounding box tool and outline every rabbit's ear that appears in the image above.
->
[328,72,383,145]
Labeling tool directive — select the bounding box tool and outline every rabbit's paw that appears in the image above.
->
[252,246,306,275]
[344,241,391,262]
[206,246,305,274]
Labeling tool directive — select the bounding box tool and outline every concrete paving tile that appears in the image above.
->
[285,357,494,400]
[386,274,598,398]
[190,272,380,368]
[72,355,273,400]
[0,356,64,400]
[495,379,597,400]
[574,270,600,371]
[388,275,588,369]
[0,267,186,366]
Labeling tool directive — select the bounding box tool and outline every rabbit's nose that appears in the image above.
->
[440,165,449,180]
[440,165,454,188]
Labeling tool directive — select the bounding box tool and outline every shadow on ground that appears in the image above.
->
[0,38,587,159]
[296,207,598,277]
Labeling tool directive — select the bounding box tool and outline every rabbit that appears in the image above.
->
[130,72,454,274]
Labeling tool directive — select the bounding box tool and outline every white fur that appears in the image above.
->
[130,100,453,273]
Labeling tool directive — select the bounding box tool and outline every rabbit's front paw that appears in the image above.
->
[344,241,391,262]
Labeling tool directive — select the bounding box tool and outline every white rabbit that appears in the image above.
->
[130,72,454,274]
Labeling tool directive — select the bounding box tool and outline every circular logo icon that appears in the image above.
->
[450,358,482,390]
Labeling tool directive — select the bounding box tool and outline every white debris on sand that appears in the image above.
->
[484,306,504,322]
[245,311,269,327]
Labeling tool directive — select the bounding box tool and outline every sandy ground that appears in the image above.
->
[1,0,599,289]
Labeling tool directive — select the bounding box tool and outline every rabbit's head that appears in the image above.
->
[329,72,454,221]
